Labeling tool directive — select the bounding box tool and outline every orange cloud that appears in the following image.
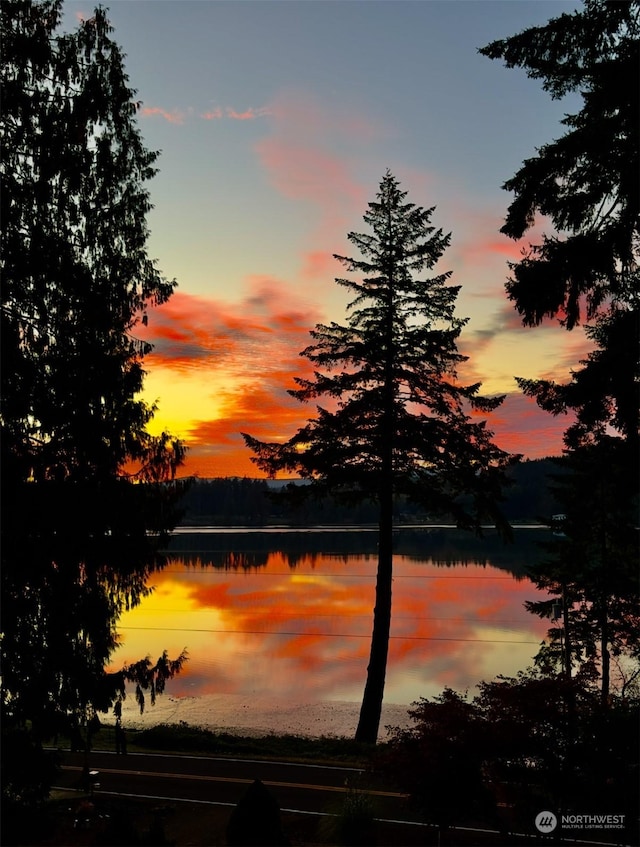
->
[141,281,320,374]
[139,282,322,477]
[483,391,572,457]
[139,284,582,475]
[142,104,271,123]
[455,232,530,271]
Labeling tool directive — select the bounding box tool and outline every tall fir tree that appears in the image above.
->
[479,0,639,330]
[244,172,514,743]
[481,0,639,701]
[1,0,187,806]
[480,0,639,451]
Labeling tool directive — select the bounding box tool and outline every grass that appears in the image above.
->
[130,722,376,766]
[55,720,377,767]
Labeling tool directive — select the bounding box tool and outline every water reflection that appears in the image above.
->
[114,529,550,706]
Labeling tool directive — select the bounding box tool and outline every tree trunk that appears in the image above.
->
[561,582,572,680]
[600,598,610,707]
[356,253,396,745]
[355,480,394,744]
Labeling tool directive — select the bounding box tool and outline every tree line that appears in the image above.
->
[177,458,565,526]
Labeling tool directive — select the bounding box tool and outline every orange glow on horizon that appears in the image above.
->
[136,208,590,477]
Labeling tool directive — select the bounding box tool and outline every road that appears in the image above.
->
[53,749,417,823]
[52,750,633,846]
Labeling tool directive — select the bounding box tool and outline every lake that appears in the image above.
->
[115,527,552,736]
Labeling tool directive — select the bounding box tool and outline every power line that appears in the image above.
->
[126,610,531,625]
[160,570,520,579]
[119,625,540,645]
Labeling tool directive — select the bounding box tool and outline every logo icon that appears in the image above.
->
[535,811,558,833]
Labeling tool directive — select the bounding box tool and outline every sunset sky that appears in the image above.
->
[68,0,587,478]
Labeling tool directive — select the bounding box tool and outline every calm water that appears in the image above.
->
[114,527,551,708]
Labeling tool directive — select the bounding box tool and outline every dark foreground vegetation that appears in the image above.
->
[4,671,638,847]
[4,792,579,847]
[134,724,369,765]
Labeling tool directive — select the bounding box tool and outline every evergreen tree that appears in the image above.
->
[1,0,187,805]
[481,1,639,702]
[525,439,639,703]
[480,0,639,453]
[1,0,184,484]
[479,0,639,330]
[243,172,513,743]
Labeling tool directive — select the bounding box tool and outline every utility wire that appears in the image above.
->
[160,570,520,579]
[125,610,531,625]
[119,625,540,644]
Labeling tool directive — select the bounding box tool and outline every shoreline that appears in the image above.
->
[119,694,413,740]
[172,523,548,531]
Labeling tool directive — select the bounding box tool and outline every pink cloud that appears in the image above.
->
[483,391,572,458]
[200,106,271,121]
[226,106,271,120]
[141,280,320,376]
[142,104,271,124]
[300,250,337,281]
[200,108,223,120]
[140,105,185,125]
[254,91,373,267]
[256,137,363,216]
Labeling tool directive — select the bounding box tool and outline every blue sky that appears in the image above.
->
[65,0,585,475]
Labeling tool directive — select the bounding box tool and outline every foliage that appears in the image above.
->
[0,0,187,809]
[481,0,639,467]
[131,722,373,765]
[1,726,60,807]
[318,777,377,847]
[244,172,512,531]
[525,438,640,701]
[243,172,514,743]
[480,0,639,329]
[1,0,186,484]
[481,0,639,727]
[386,687,500,829]
[517,307,639,452]
[379,670,639,837]
[226,779,290,847]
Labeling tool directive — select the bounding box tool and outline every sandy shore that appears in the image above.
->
[119,694,413,740]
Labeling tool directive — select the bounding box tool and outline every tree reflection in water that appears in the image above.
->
[113,529,550,706]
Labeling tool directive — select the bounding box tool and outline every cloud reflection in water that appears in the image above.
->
[114,530,550,706]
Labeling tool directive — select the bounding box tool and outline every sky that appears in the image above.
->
[67,0,587,478]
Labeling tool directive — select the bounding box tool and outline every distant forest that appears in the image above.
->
[177,458,563,526]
